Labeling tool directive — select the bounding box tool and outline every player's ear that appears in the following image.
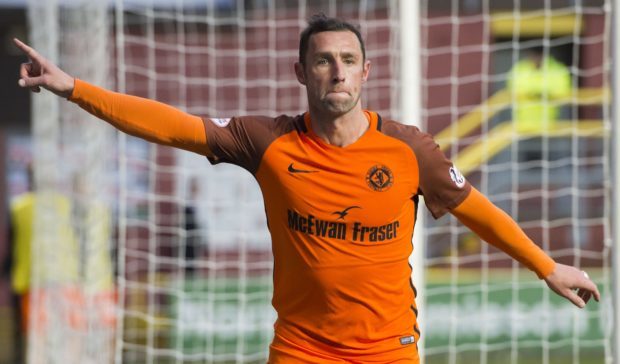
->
[294,62,306,85]
[362,59,371,83]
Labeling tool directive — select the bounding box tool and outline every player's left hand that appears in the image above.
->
[543,263,600,308]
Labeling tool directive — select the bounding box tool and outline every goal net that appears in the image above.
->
[420,1,613,364]
[24,0,613,363]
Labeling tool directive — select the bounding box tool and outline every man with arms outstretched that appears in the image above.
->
[15,14,599,364]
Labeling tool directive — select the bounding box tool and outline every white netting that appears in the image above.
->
[27,1,116,363]
[25,1,613,363]
[420,1,613,363]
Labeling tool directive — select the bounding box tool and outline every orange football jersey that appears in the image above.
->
[205,111,471,362]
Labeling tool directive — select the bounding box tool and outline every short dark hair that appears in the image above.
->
[298,13,366,65]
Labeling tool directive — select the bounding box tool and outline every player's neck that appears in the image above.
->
[308,106,369,147]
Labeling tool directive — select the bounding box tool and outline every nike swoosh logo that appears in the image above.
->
[288,163,317,174]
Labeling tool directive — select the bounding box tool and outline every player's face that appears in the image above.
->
[295,30,371,116]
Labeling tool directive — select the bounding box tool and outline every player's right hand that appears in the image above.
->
[543,263,600,308]
[14,38,75,98]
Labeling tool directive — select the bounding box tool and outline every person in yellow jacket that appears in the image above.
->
[11,171,116,361]
[10,175,77,364]
[507,46,571,132]
[11,186,77,332]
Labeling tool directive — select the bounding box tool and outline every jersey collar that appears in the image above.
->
[302,110,379,132]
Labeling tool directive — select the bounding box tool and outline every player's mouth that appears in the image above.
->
[327,90,350,96]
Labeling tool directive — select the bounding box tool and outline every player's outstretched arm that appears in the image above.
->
[451,187,600,308]
[14,38,210,156]
[14,38,74,97]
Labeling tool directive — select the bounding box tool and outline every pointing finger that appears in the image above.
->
[13,38,33,55]
[13,38,43,63]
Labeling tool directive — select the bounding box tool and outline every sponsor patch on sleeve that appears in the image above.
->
[209,118,231,127]
[399,335,415,345]
[449,166,466,188]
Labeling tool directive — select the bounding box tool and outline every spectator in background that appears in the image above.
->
[9,165,76,362]
[507,46,571,132]
[10,170,116,362]
[184,177,206,276]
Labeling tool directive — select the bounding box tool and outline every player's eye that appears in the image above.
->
[316,58,328,65]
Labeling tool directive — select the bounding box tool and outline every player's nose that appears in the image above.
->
[331,60,345,83]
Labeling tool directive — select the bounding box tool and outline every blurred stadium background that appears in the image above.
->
[0,0,616,363]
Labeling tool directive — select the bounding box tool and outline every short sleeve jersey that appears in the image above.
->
[204,111,471,362]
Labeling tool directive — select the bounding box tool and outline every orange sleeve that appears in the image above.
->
[69,79,211,156]
[452,187,556,279]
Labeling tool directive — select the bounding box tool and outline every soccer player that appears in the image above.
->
[14,14,599,363]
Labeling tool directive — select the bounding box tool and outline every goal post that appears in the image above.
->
[399,0,426,361]
[612,0,620,361]
[26,1,116,363]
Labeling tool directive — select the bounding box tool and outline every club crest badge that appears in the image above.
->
[366,165,394,192]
